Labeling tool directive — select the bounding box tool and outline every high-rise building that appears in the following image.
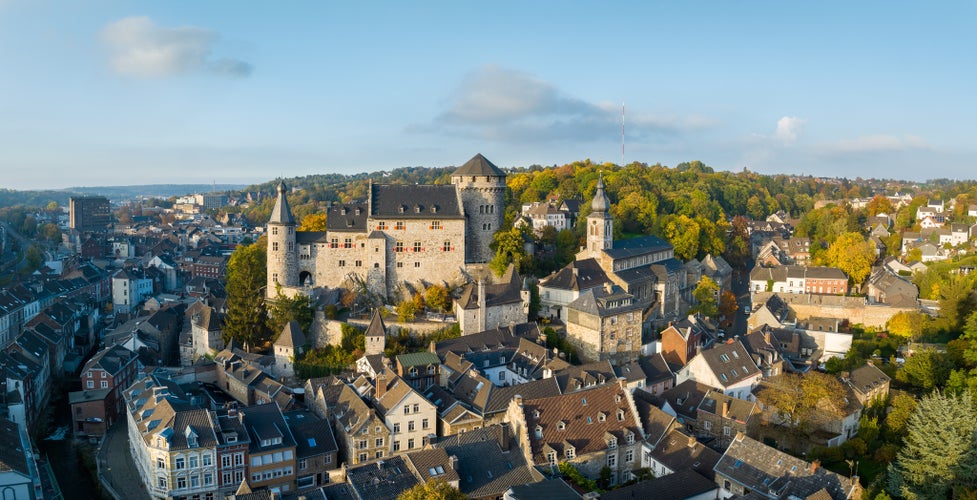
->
[69,196,111,231]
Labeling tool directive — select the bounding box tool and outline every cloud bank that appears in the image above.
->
[101,16,252,79]
[774,116,805,143]
[411,65,712,143]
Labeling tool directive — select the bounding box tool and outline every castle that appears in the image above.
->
[266,154,506,301]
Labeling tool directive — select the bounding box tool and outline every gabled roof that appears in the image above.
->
[370,184,462,219]
[539,258,612,292]
[0,419,30,477]
[647,428,721,479]
[660,379,714,421]
[347,455,419,500]
[434,425,544,498]
[601,468,717,500]
[698,339,762,388]
[452,153,505,177]
[83,344,138,376]
[283,410,339,459]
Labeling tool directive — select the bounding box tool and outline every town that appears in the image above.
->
[1,155,976,500]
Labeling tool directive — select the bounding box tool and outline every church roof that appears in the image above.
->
[269,180,295,225]
[276,320,306,348]
[452,153,505,177]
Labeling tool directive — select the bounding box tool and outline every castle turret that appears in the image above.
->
[267,180,297,299]
[452,154,506,264]
[585,173,613,258]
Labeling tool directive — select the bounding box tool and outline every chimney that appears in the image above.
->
[499,423,511,451]
[810,459,821,473]
[722,399,730,418]
[449,455,459,472]
[572,267,578,277]
[514,394,523,407]
[763,331,771,345]
[376,372,387,399]
[429,340,436,353]
[688,435,697,448]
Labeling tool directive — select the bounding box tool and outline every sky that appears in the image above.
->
[1,1,975,190]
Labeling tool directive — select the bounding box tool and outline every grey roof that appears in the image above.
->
[325,202,368,232]
[661,379,714,421]
[370,184,463,219]
[452,153,505,177]
[648,428,721,480]
[435,425,544,498]
[346,456,419,500]
[699,339,761,388]
[283,410,338,459]
[632,391,678,446]
[506,478,581,500]
[590,174,611,213]
[601,469,717,500]
[276,320,307,348]
[565,286,644,318]
[604,235,673,260]
[847,362,890,397]
[0,419,30,477]
[715,432,856,500]
[242,403,297,453]
[365,309,387,338]
[269,180,295,225]
[539,258,612,292]
[456,264,525,310]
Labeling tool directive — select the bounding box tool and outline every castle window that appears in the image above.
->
[414,262,420,268]
[395,242,404,252]
[479,205,484,214]
[330,238,338,248]
[344,238,352,248]
[413,241,422,252]
[374,263,380,268]
[395,221,405,230]
[272,242,279,251]
[442,241,451,251]
[378,222,387,230]
[272,227,278,235]
[272,273,278,283]
[431,221,441,230]
[355,260,362,267]
[287,242,293,251]
[338,260,345,267]
[397,262,403,268]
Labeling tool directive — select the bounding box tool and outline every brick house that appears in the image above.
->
[79,344,139,420]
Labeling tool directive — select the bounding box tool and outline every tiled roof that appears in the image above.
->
[520,383,641,464]
[553,360,617,393]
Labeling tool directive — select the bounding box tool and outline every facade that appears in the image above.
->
[374,372,438,454]
[564,285,645,365]
[242,403,298,493]
[283,410,339,490]
[78,344,139,423]
[454,265,530,335]
[266,154,505,301]
[69,196,111,231]
[112,269,154,314]
[750,265,849,296]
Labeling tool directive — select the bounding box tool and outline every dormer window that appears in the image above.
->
[626,432,635,445]
[565,447,575,459]
[557,421,566,430]
[399,205,407,213]
[617,409,625,421]
[534,426,543,439]
[415,205,422,213]
[607,437,617,449]
[598,412,606,422]
[533,409,540,419]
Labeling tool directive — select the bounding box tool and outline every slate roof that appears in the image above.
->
[365,309,386,338]
[456,264,524,309]
[269,180,295,225]
[0,419,30,477]
[697,390,758,424]
[452,153,506,177]
[403,447,460,485]
[275,320,306,348]
[700,339,762,388]
[631,391,678,446]
[660,379,714,422]
[370,184,463,219]
[603,235,673,260]
[435,322,541,357]
[715,433,857,500]
[540,258,613,292]
[506,478,581,500]
[346,456,419,500]
[241,403,297,454]
[554,360,617,393]
[601,468,717,500]
[648,428,721,480]
[325,202,368,232]
[565,286,644,318]
[847,362,890,398]
[283,410,338,459]
[435,425,544,499]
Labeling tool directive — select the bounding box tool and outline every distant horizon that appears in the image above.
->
[2,2,974,190]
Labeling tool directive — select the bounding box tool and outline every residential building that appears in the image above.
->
[69,196,111,231]
[373,372,438,454]
[676,339,762,401]
[564,285,646,365]
[283,410,339,491]
[695,390,760,449]
[242,403,298,493]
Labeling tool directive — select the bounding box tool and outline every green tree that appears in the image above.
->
[267,288,314,339]
[489,226,529,277]
[884,392,917,441]
[223,242,271,351]
[825,231,876,285]
[691,276,719,318]
[395,299,417,322]
[897,348,952,390]
[398,478,467,500]
[24,245,43,273]
[663,214,701,261]
[888,391,977,499]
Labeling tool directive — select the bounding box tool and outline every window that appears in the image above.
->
[190,475,200,488]
[375,438,384,447]
[394,423,401,433]
[431,221,441,230]
[625,449,634,463]
[535,426,543,439]
[395,221,405,230]
[189,455,199,468]
[222,472,232,484]
[157,477,167,489]
[626,433,635,445]
[157,457,165,469]
[330,238,338,248]
[395,241,404,252]
[607,454,616,467]
[359,453,367,463]
[376,451,384,459]
[413,241,422,252]
[723,426,731,436]
[598,412,606,422]
[397,262,404,268]
[272,242,279,251]
[547,452,557,465]
[408,438,415,449]
[703,420,712,431]
[408,421,415,432]
[177,477,187,489]
[442,241,451,251]
[355,260,362,267]
[234,453,244,466]
[393,440,401,451]
[344,237,352,248]
[221,455,231,468]
[204,473,213,486]
[413,403,419,413]
[565,448,575,459]
[359,440,368,449]
[422,418,429,430]
[378,221,387,230]
[202,454,212,466]
[617,409,625,421]
[272,227,279,235]
[175,457,186,470]
[87,380,94,388]
[414,261,420,268]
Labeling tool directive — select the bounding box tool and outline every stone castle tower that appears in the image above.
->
[584,173,613,258]
[451,153,506,264]
[266,180,297,299]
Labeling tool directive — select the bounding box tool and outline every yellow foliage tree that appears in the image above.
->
[298,212,327,231]
[825,231,876,285]
[887,311,926,341]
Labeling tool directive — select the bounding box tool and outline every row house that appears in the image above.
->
[111,268,155,314]
[283,410,339,491]
[76,344,139,424]
[749,265,849,296]
[243,403,298,493]
[214,408,250,498]
[191,255,228,280]
[694,390,760,450]
[2,351,44,430]
[373,372,438,454]
[308,378,391,466]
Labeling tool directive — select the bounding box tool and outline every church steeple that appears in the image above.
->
[269,180,295,225]
[584,173,613,258]
[591,173,611,214]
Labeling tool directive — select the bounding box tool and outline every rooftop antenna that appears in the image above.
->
[621,101,625,166]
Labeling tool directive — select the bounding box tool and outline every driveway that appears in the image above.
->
[99,419,151,500]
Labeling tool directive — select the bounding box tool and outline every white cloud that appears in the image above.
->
[411,65,713,143]
[774,116,805,143]
[828,134,929,153]
[101,16,252,78]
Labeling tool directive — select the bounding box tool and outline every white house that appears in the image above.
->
[676,339,762,401]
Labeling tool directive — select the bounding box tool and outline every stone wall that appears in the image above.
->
[753,292,916,329]
[311,312,456,349]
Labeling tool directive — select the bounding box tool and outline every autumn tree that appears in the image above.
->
[298,212,327,231]
[719,290,738,327]
[395,298,417,322]
[663,214,701,261]
[888,391,977,499]
[398,479,466,500]
[886,311,927,342]
[425,284,450,313]
[223,242,271,351]
[825,231,876,285]
[691,276,719,318]
[866,194,895,217]
[755,372,847,432]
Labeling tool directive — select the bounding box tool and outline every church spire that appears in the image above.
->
[591,172,610,214]
[269,179,295,225]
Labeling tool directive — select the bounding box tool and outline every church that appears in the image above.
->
[266,154,506,301]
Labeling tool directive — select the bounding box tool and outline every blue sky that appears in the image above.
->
[1,1,975,190]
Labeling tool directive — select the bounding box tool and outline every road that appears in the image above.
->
[729,263,754,338]
[0,221,31,273]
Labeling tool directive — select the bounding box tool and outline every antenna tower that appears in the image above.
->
[621,101,625,166]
